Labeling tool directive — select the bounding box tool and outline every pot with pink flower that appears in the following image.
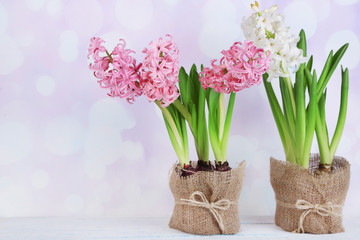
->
[87,35,270,235]
[168,40,270,235]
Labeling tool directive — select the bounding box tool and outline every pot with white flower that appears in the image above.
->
[243,2,351,234]
[87,35,269,235]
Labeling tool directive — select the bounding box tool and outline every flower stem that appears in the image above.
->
[220,92,236,162]
[219,93,225,140]
[284,75,296,119]
[105,50,113,63]
[207,89,223,163]
[155,101,183,151]
[295,66,306,165]
[173,99,194,134]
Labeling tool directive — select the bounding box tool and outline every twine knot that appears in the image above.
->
[277,199,343,233]
[177,191,237,233]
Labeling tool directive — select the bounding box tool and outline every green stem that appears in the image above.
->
[209,115,222,162]
[163,119,187,167]
[220,92,236,162]
[155,101,182,150]
[173,99,195,134]
[105,50,113,63]
[284,75,297,119]
[219,93,225,140]
[207,89,222,163]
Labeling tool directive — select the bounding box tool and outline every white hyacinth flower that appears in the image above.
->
[242,2,306,80]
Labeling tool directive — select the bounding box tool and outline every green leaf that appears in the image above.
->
[317,51,333,95]
[304,68,313,95]
[178,67,188,104]
[179,109,189,161]
[318,89,329,147]
[329,66,349,161]
[263,74,294,162]
[189,65,200,106]
[159,104,188,167]
[302,70,318,168]
[279,77,296,137]
[317,43,348,101]
[295,65,306,165]
[185,75,193,109]
[314,73,331,165]
[197,80,209,161]
[306,55,313,72]
[208,105,222,161]
[207,88,221,156]
[191,105,198,137]
[208,88,220,116]
[176,64,210,162]
[297,29,307,57]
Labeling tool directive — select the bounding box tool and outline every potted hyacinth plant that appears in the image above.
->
[170,40,270,235]
[199,41,270,171]
[88,35,201,177]
[87,34,270,235]
[242,2,351,234]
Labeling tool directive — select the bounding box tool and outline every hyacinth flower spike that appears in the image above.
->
[200,41,270,170]
[87,37,143,103]
[141,35,212,174]
[88,36,192,173]
[243,2,349,169]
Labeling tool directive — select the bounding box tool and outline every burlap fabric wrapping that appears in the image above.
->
[270,154,350,234]
[169,161,246,235]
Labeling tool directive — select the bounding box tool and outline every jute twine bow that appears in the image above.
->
[176,191,237,233]
[277,199,343,233]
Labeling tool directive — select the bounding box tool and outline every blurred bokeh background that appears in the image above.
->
[0,0,359,218]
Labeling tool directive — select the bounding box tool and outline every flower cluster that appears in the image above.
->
[200,40,271,93]
[87,37,142,103]
[141,35,180,107]
[241,1,306,80]
[88,35,181,107]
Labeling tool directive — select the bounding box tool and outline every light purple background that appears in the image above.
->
[0,0,359,218]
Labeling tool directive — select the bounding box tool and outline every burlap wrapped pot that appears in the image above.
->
[169,161,246,235]
[270,154,350,234]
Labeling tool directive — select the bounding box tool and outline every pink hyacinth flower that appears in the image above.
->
[87,37,106,61]
[200,40,271,93]
[141,34,180,107]
[88,38,143,103]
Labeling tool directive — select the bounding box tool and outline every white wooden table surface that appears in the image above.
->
[0,216,358,240]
